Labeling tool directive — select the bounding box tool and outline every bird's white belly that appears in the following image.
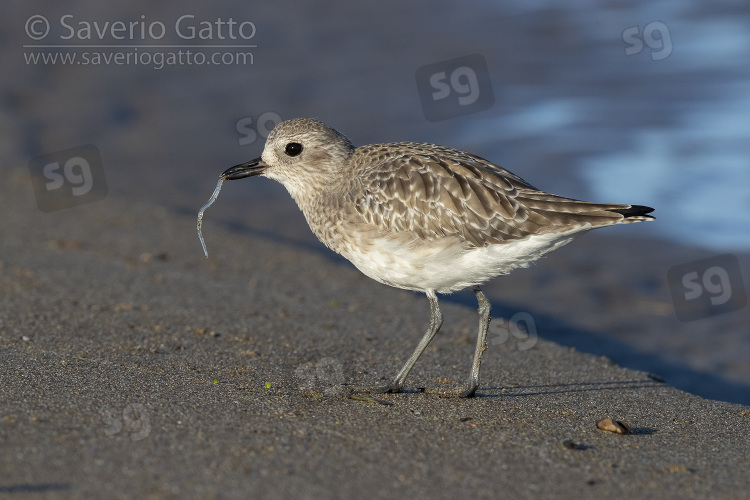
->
[339,225,590,293]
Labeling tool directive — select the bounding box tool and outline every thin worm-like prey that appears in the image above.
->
[197,178,224,258]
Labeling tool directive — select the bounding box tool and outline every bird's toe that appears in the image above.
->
[372,382,403,394]
[460,384,478,398]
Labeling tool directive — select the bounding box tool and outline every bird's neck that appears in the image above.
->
[284,181,349,252]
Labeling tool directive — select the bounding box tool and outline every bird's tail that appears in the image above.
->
[604,204,655,224]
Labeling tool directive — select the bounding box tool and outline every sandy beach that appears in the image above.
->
[1,172,749,498]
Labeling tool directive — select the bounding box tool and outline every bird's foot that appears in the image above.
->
[371,382,404,394]
[460,383,478,398]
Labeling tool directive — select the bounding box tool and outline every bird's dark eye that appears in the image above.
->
[285,142,303,157]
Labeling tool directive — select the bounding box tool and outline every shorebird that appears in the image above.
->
[219,118,654,397]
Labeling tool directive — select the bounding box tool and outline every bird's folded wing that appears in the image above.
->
[353,142,653,247]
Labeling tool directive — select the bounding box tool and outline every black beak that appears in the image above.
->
[221,157,269,180]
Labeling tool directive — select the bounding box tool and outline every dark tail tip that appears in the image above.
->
[607,205,655,219]
[607,205,654,219]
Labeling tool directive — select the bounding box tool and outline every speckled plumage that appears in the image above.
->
[220,117,654,396]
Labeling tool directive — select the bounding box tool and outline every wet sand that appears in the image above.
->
[2,172,749,498]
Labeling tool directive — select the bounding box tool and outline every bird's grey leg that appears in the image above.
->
[376,290,443,394]
[461,286,491,398]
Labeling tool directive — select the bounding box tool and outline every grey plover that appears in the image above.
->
[218,118,654,397]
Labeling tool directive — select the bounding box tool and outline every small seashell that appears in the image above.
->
[596,418,632,434]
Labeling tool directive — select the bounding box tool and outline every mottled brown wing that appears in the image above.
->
[353,142,652,247]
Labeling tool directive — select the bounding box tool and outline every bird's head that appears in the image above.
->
[221,118,355,195]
